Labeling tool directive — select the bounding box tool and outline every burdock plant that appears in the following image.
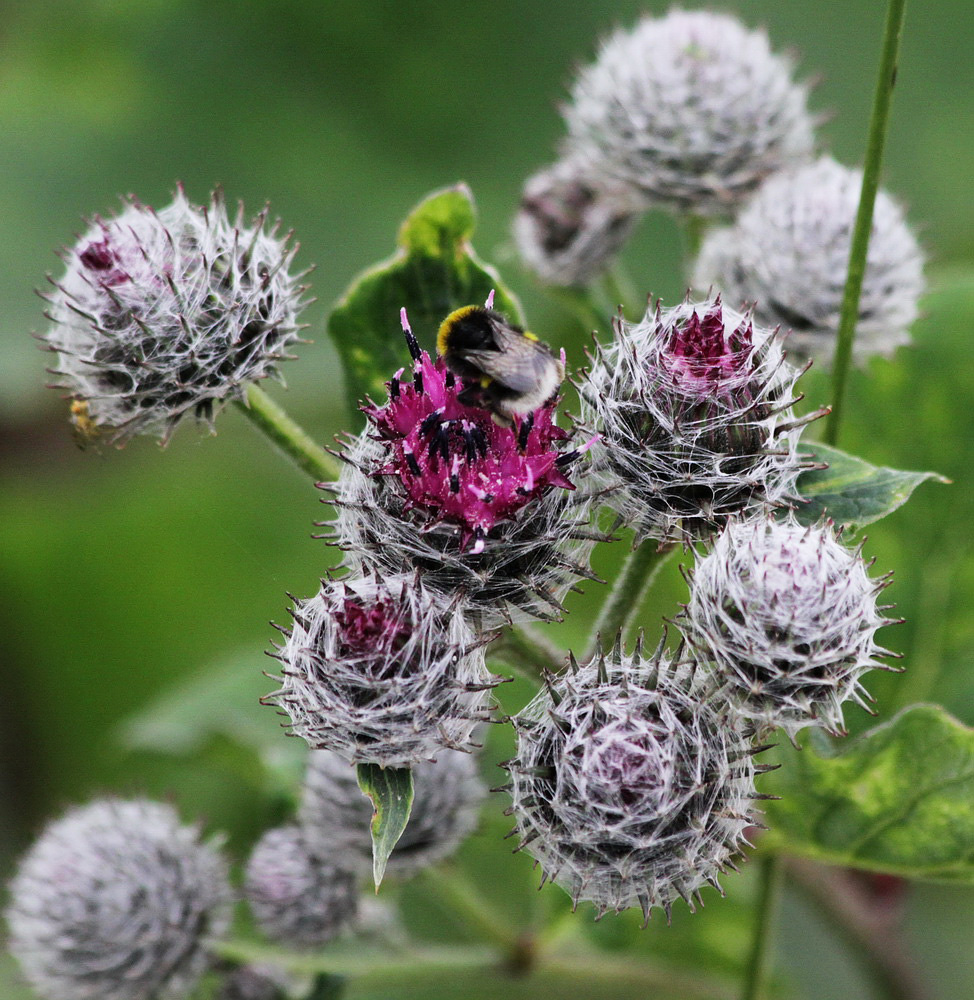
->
[12,4,963,1000]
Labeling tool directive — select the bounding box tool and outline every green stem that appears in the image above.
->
[681,214,708,265]
[740,854,783,1000]
[421,866,521,954]
[490,626,564,682]
[234,383,339,482]
[591,541,675,649]
[826,0,908,446]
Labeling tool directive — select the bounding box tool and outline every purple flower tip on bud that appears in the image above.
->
[265,572,498,766]
[329,315,601,625]
[504,636,760,922]
[579,297,815,543]
[41,187,309,444]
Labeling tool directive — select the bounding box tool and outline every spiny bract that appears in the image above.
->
[265,572,498,766]
[578,297,812,544]
[562,9,815,216]
[503,636,763,922]
[41,187,308,443]
[692,157,925,365]
[680,515,899,738]
[5,798,233,1000]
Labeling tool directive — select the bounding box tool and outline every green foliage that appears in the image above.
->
[357,763,415,889]
[764,705,974,882]
[792,441,948,529]
[327,184,523,424]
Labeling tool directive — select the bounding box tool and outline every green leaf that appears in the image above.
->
[763,705,974,881]
[357,763,415,889]
[117,649,306,792]
[792,441,948,528]
[327,183,524,424]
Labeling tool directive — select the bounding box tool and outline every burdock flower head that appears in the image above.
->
[41,187,308,443]
[562,9,815,216]
[503,636,762,921]
[244,826,358,949]
[5,798,233,1000]
[680,515,898,739]
[265,572,498,766]
[299,747,485,879]
[579,297,813,543]
[330,308,598,625]
[692,156,925,364]
[513,157,641,287]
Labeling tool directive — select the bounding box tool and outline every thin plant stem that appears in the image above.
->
[740,854,783,1000]
[234,382,339,482]
[826,0,908,446]
[681,214,708,264]
[421,866,521,954]
[490,625,564,681]
[784,857,931,1000]
[591,540,675,650]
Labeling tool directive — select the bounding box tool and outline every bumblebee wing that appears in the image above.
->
[468,330,556,392]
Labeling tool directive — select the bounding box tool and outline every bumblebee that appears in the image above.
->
[436,305,565,425]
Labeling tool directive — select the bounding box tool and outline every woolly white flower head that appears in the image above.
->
[244,826,358,949]
[41,187,308,443]
[265,573,498,766]
[578,297,813,543]
[5,798,233,1000]
[563,10,815,216]
[681,516,898,738]
[514,157,641,287]
[299,747,485,879]
[503,635,761,922]
[692,157,925,365]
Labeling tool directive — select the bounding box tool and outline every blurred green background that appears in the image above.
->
[2,2,973,998]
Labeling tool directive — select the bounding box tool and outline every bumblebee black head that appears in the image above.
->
[437,305,520,357]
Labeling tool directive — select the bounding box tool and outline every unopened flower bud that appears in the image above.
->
[41,187,308,443]
[514,158,640,287]
[578,297,812,543]
[681,515,898,738]
[244,826,358,949]
[299,747,485,878]
[5,798,233,1000]
[265,573,497,765]
[563,10,815,216]
[692,157,925,364]
[503,637,761,921]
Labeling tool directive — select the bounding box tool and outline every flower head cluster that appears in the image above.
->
[217,966,290,1000]
[299,747,485,879]
[693,157,925,365]
[513,157,640,287]
[265,573,497,765]
[331,313,598,624]
[579,297,811,543]
[41,187,308,443]
[244,826,358,949]
[562,10,815,217]
[681,516,897,738]
[503,637,760,921]
[5,798,233,1000]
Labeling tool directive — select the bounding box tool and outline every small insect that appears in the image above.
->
[69,398,100,448]
[436,304,565,426]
